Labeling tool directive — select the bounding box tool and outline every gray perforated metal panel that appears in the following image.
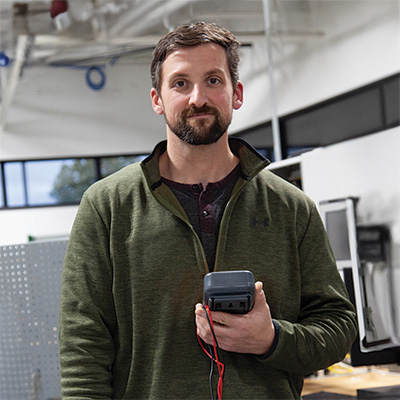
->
[0,240,67,400]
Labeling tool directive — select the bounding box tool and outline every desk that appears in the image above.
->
[302,369,400,397]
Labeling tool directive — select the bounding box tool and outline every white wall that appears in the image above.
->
[302,127,400,246]
[301,127,400,341]
[0,205,78,245]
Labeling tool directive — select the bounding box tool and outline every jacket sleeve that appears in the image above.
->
[263,203,358,375]
[59,191,116,399]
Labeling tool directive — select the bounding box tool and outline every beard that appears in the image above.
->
[165,105,231,145]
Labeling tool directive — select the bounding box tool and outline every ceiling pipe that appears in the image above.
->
[262,0,282,161]
[110,0,194,37]
[123,0,194,36]
[108,0,166,36]
[0,35,29,130]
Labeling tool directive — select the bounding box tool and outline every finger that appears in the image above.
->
[195,303,205,316]
[195,305,210,331]
[195,311,207,333]
[208,310,234,326]
[196,314,215,344]
[194,301,234,326]
[195,304,217,340]
[255,281,266,300]
[252,281,267,311]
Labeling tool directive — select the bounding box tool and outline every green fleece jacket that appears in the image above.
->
[59,138,357,399]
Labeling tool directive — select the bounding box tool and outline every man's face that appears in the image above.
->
[151,43,243,145]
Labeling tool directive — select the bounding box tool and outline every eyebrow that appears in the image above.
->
[205,68,227,78]
[168,72,189,81]
[168,68,227,82]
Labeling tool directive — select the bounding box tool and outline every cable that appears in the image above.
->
[85,66,106,90]
[197,335,217,400]
[206,307,224,400]
[197,305,225,400]
[208,344,215,400]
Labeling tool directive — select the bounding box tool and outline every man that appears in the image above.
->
[59,22,357,399]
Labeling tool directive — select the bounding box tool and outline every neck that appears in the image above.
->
[159,133,239,186]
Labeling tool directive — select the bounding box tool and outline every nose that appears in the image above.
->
[189,83,207,108]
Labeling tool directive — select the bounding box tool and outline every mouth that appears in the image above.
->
[185,106,216,120]
[187,113,213,119]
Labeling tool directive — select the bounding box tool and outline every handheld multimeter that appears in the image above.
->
[202,270,255,314]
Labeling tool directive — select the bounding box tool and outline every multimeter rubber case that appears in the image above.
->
[202,270,255,314]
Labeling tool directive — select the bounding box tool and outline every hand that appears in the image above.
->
[195,281,276,355]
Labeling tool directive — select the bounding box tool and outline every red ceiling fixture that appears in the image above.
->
[50,0,69,19]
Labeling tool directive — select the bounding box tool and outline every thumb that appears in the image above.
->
[253,281,267,310]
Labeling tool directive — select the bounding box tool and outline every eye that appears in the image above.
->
[208,77,220,85]
[174,80,186,88]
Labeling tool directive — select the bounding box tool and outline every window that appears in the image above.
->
[233,73,399,158]
[47,159,96,205]
[0,154,147,210]
[4,162,26,207]
[25,159,96,206]
[100,155,146,178]
[0,173,4,208]
[382,75,400,127]
[284,87,383,148]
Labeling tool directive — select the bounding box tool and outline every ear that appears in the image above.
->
[233,81,244,110]
[150,88,164,115]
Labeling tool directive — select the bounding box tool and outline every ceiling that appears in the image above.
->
[0,0,395,131]
[0,0,395,70]
[0,0,328,67]
[0,0,325,128]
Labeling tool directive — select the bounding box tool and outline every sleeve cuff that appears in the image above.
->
[255,319,280,360]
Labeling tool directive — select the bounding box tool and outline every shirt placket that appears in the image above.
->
[198,185,214,234]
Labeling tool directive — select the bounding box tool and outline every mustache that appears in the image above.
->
[183,105,217,117]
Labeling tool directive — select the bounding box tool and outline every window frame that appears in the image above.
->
[0,153,148,210]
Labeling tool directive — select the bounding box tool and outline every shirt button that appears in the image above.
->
[192,184,200,191]
[202,210,209,217]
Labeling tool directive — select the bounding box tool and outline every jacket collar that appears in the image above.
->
[140,138,270,190]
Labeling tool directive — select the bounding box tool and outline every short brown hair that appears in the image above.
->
[151,21,240,94]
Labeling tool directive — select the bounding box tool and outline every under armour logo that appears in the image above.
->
[250,217,270,227]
